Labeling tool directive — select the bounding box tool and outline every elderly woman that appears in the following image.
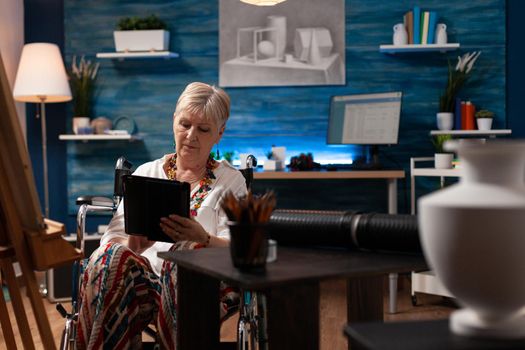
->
[77,82,247,349]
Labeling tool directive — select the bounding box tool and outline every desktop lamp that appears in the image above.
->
[13,43,72,218]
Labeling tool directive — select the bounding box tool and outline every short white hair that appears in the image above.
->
[174,82,230,129]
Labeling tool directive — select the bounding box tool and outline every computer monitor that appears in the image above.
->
[327,92,402,168]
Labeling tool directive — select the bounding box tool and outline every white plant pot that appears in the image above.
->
[436,112,454,131]
[419,140,525,338]
[113,30,170,52]
[477,118,493,131]
[434,153,453,169]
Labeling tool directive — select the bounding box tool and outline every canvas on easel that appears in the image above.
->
[0,52,81,349]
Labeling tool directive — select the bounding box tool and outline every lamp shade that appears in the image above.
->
[240,0,286,5]
[13,43,72,103]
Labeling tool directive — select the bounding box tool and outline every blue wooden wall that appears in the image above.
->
[64,0,506,215]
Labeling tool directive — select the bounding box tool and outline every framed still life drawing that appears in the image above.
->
[219,0,345,87]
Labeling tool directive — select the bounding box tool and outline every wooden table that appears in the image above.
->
[159,247,426,349]
[344,319,525,350]
[254,169,405,215]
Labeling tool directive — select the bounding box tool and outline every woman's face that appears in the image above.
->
[173,111,224,166]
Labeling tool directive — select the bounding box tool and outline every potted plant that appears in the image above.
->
[437,51,481,131]
[432,134,453,169]
[113,14,169,52]
[475,109,494,131]
[69,56,99,134]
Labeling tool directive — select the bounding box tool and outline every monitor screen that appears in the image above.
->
[327,92,402,145]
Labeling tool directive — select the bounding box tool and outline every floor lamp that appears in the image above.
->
[13,43,72,219]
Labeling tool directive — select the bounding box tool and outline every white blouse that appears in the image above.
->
[100,155,248,275]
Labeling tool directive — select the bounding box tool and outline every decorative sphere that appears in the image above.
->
[257,40,275,57]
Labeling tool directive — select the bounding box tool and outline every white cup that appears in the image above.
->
[72,117,91,134]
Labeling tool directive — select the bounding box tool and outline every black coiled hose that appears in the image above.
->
[268,209,421,254]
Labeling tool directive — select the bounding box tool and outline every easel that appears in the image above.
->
[0,53,82,349]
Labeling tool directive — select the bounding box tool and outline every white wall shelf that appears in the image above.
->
[59,134,142,141]
[430,129,512,137]
[379,43,460,53]
[96,51,179,60]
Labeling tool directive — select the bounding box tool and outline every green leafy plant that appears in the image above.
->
[431,134,453,153]
[222,151,234,163]
[210,150,234,163]
[475,109,494,119]
[439,51,481,112]
[69,56,99,117]
[116,14,167,30]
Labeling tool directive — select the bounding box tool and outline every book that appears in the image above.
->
[413,6,421,44]
[465,101,476,130]
[421,11,430,44]
[461,101,467,129]
[454,97,462,130]
[404,10,414,44]
[123,175,190,242]
[427,11,438,44]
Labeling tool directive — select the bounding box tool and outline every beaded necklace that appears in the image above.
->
[166,153,217,217]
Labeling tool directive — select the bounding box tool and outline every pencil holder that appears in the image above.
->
[228,222,269,271]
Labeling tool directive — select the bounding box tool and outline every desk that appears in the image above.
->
[253,170,405,215]
[158,247,426,349]
[344,320,525,350]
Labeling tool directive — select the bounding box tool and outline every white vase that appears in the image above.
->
[393,23,408,45]
[419,140,525,338]
[72,117,90,134]
[434,153,453,169]
[477,118,493,130]
[436,112,454,131]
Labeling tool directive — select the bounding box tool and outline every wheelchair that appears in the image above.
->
[55,156,132,350]
[56,154,258,350]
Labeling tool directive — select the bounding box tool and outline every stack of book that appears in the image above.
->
[454,98,477,130]
[403,6,439,45]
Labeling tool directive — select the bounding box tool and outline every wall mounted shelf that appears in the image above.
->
[379,43,460,53]
[95,51,179,60]
[59,134,142,141]
[430,129,512,137]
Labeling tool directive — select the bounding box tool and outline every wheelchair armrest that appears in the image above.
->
[76,195,115,207]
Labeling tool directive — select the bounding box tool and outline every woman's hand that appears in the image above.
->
[128,235,154,254]
[160,214,209,245]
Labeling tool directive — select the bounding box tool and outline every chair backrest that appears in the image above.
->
[113,156,133,205]
[239,155,257,190]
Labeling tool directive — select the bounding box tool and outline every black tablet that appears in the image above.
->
[123,175,190,242]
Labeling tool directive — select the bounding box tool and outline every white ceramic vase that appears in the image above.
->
[419,140,525,338]
[72,117,90,134]
[436,112,454,131]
